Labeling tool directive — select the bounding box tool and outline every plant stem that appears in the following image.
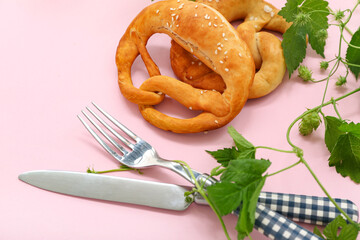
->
[268,160,302,177]
[255,146,296,154]
[174,160,232,240]
[300,157,356,224]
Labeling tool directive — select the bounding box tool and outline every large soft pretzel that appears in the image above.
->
[116,0,255,133]
[170,0,290,99]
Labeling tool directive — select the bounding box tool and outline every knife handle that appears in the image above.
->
[258,192,359,225]
[233,204,323,240]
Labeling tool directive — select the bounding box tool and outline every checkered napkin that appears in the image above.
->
[258,192,359,225]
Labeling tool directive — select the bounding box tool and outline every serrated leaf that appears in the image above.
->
[337,223,359,240]
[328,123,360,183]
[207,182,243,216]
[220,159,271,186]
[236,177,266,240]
[346,28,360,79]
[301,0,329,57]
[324,116,344,152]
[279,0,329,76]
[281,24,307,77]
[323,215,347,239]
[228,126,254,151]
[339,122,360,137]
[206,147,239,167]
[278,0,302,22]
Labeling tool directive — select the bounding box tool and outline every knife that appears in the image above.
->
[19,170,358,240]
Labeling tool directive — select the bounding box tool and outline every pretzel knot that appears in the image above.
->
[116,0,255,133]
[170,0,291,99]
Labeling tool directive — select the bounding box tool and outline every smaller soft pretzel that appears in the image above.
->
[116,0,255,133]
[170,0,290,98]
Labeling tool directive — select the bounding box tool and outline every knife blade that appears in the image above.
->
[18,170,356,240]
[19,170,192,211]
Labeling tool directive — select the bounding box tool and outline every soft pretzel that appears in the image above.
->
[116,0,255,133]
[170,0,290,99]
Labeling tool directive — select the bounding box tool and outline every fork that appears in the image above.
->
[78,102,208,186]
[77,103,357,240]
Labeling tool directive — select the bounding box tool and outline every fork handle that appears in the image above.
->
[258,192,359,226]
[195,191,358,226]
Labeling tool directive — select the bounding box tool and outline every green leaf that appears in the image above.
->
[206,147,239,167]
[328,122,360,183]
[207,182,243,216]
[228,126,255,151]
[220,159,271,186]
[313,226,325,238]
[323,215,347,239]
[337,223,360,240]
[346,28,360,79]
[281,24,307,77]
[236,177,266,240]
[278,0,302,22]
[278,0,330,76]
[301,0,329,56]
[324,116,345,152]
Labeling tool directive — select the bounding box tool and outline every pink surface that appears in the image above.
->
[1,0,359,239]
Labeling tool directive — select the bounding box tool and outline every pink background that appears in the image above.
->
[1,0,359,239]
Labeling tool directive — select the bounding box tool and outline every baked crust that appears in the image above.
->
[116,0,255,133]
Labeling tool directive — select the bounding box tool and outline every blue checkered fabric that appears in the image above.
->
[254,204,323,240]
[233,204,323,239]
[258,192,359,225]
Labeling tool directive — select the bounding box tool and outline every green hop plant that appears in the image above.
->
[299,111,322,136]
[320,61,329,70]
[336,76,347,86]
[298,65,314,82]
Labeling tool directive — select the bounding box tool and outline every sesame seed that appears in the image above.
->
[217,47,222,51]
[198,62,202,66]
[176,15,179,20]
[224,50,228,55]
[200,90,204,94]
[213,24,217,27]
[215,49,218,55]
[222,33,225,37]
[191,61,195,65]
[170,8,176,11]
[195,13,198,17]
[239,53,242,57]
[225,68,229,72]
[208,22,211,26]
[215,120,219,124]
[157,92,163,95]
[189,76,193,79]
[156,9,160,14]
[271,12,274,17]
[224,38,228,41]
[264,5,273,13]
[220,60,224,64]
[171,13,176,17]
[189,107,193,110]
[176,24,179,27]
[214,16,218,19]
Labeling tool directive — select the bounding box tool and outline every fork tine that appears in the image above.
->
[91,102,139,142]
[86,107,134,149]
[77,115,125,160]
[79,110,128,155]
